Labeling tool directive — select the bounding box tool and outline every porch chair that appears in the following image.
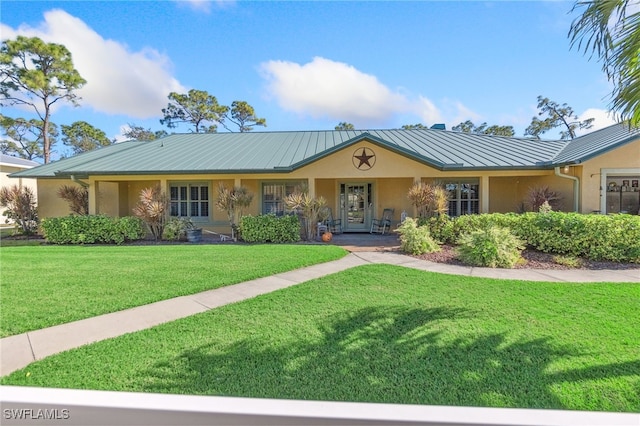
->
[370,208,394,234]
[326,207,342,234]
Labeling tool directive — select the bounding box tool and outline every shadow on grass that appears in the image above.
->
[140,306,639,410]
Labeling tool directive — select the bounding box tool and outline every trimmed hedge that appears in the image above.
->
[423,212,640,263]
[239,214,301,243]
[41,215,146,245]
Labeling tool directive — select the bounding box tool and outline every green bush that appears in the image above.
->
[457,226,525,268]
[528,212,640,262]
[418,215,454,244]
[162,217,193,241]
[239,214,300,243]
[396,217,440,255]
[449,212,639,263]
[41,215,146,245]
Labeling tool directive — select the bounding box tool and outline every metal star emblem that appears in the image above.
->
[353,147,376,170]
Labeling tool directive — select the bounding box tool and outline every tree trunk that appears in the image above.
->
[43,104,51,164]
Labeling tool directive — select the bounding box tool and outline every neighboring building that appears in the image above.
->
[1,154,39,225]
[9,123,640,234]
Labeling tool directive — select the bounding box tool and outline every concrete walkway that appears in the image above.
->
[1,251,638,377]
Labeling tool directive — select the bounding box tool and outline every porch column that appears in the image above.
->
[413,177,421,218]
[480,175,490,213]
[88,180,98,215]
[159,179,168,194]
[234,178,241,188]
[307,178,316,198]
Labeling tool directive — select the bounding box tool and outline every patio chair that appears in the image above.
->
[326,207,342,234]
[370,208,394,234]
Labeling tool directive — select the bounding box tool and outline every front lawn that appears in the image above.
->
[3,264,638,412]
[0,244,347,337]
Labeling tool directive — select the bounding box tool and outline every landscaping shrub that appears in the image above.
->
[132,185,168,241]
[284,191,328,241]
[41,215,145,244]
[162,217,193,241]
[56,185,89,215]
[457,226,525,268]
[528,212,640,262]
[239,214,300,243]
[216,184,254,241]
[449,212,639,263]
[0,185,38,235]
[407,182,449,218]
[396,217,440,255]
[449,213,522,243]
[525,185,562,211]
[418,215,454,244]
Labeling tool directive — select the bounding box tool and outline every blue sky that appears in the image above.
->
[1,0,616,157]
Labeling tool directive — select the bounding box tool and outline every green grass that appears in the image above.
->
[3,264,638,412]
[0,244,347,337]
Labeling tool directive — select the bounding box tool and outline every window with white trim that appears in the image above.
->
[444,180,479,217]
[170,184,209,218]
[262,182,301,215]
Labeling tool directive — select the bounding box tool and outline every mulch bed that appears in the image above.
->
[414,244,640,270]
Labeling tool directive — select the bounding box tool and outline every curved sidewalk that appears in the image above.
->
[1,251,638,377]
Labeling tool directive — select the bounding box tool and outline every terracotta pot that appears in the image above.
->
[321,231,333,242]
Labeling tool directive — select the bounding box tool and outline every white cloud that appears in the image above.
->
[577,108,617,135]
[260,57,439,127]
[414,96,444,125]
[450,101,482,127]
[175,0,212,13]
[1,10,186,119]
[173,0,235,13]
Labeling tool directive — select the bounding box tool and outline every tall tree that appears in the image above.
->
[335,122,355,130]
[160,89,228,133]
[0,114,57,161]
[525,96,594,140]
[123,124,168,141]
[61,121,112,155]
[452,120,515,136]
[224,101,266,132]
[401,123,428,129]
[569,0,640,126]
[0,36,86,163]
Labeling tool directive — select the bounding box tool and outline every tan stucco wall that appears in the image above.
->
[97,181,120,217]
[36,179,84,218]
[489,174,575,213]
[579,140,640,213]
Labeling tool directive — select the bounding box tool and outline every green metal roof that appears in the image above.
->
[552,122,640,164]
[11,123,638,178]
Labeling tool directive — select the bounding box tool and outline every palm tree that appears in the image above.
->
[569,0,640,126]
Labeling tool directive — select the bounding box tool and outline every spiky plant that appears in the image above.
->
[526,186,562,212]
[407,182,449,218]
[216,183,254,241]
[284,191,328,241]
[0,185,38,235]
[57,185,88,215]
[132,185,168,240]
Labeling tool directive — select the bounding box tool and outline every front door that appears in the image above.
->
[340,183,373,232]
